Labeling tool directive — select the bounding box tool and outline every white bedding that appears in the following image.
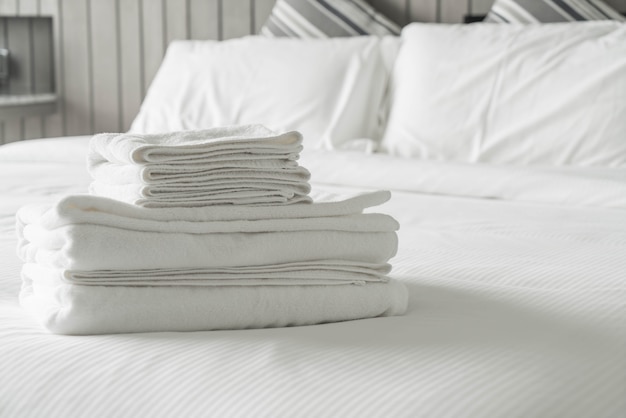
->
[0,137,624,417]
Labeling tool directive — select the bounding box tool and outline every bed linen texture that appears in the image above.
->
[0,137,624,417]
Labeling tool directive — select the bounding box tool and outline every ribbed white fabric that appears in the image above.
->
[0,137,624,417]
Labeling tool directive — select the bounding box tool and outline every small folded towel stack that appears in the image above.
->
[17,125,408,335]
[87,125,312,207]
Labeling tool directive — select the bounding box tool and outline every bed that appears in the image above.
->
[1,8,625,418]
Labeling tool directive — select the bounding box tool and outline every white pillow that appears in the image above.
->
[382,22,626,167]
[131,36,388,150]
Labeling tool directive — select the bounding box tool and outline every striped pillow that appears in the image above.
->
[260,0,400,38]
[485,0,626,22]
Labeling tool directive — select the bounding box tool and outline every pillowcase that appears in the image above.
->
[130,36,388,150]
[381,22,626,167]
[485,0,625,23]
[259,0,400,38]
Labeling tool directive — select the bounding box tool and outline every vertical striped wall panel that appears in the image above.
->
[118,0,142,132]
[61,0,90,137]
[222,0,253,40]
[189,0,220,40]
[1,0,625,143]
[0,0,18,143]
[40,0,63,138]
[90,0,120,133]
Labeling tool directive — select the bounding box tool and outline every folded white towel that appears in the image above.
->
[23,260,392,286]
[20,272,408,335]
[88,179,312,207]
[90,181,311,196]
[20,226,397,271]
[17,189,407,335]
[16,192,399,271]
[87,125,311,207]
[89,193,312,208]
[19,191,392,230]
[88,125,302,166]
[91,163,310,185]
[100,159,303,181]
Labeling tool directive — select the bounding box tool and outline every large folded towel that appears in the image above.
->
[87,125,312,207]
[17,190,408,334]
[18,191,392,231]
[19,273,409,335]
[17,192,399,271]
[21,229,397,271]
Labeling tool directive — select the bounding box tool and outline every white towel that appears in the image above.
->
[23,260,392,286]
[90,181,311,197]
[87,125,311,207]
[16,192,399,271]
[88,125,303,165]
[17,190,407,335]
[91,163,310,185]
[88,179,312,207]
[18,191,392,231]
[89,193,312,208]
[20,225,397,271]
[20,273,409,335]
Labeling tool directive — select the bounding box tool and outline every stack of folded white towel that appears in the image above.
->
[88,125,312,207]
[17,125,408,335]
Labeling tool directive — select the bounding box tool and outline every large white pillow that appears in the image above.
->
[131,36,388,150]
[382,22,626,167]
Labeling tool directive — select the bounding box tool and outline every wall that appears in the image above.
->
[0,0,625,143]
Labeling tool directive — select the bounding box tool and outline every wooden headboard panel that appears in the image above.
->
[1,0,625,144]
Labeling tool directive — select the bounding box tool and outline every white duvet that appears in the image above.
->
[0,137,625,417]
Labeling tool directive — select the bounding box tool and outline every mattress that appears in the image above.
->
[0,136,624,417]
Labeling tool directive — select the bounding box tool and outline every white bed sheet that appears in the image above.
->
[0,137,624,417]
